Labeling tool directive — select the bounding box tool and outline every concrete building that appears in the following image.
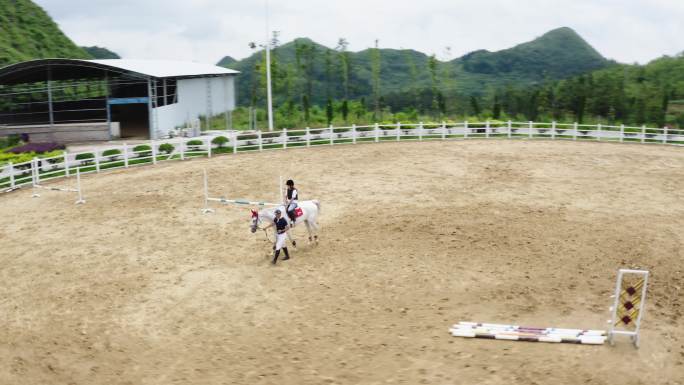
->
[0,59,239,142]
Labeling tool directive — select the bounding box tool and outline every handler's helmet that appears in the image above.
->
[286,179,294,186]
[275,209,282,214]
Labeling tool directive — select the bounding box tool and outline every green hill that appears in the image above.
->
[220,28,612,107]
[0,0,91,66]
[82,46,120,59]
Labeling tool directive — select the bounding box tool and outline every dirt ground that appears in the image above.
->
[1,140,683,385]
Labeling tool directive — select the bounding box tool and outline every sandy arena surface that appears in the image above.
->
[1,140,683,385]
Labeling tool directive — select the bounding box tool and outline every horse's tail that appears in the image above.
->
[313,200,321,213]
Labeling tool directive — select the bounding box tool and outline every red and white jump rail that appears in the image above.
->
[450,322,607,345]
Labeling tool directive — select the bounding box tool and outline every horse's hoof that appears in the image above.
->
[292,241,297,247]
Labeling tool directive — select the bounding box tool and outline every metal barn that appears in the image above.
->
[0,59,239,142]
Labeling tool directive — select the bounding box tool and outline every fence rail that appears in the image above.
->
[2,121,683,193]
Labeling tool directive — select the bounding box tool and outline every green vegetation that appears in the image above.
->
[221,28,611,112]
[82,46,120,59]
[102,149,121,161]
[133,144,152,157]
[158,143,174,154]
[211,136,229,147]
[0,0,91,66]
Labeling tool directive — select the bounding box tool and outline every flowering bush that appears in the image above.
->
[7,142,64,154]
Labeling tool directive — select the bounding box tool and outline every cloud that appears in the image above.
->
[35,0,683,64]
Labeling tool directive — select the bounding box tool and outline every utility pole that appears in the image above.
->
[265,0,274,131]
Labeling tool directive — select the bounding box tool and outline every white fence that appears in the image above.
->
[2,121,683,193]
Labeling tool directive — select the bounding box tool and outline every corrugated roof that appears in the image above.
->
[87,59,239,78]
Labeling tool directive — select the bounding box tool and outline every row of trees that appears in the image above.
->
[242,35,683,129]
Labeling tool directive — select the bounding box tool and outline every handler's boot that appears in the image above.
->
[272,250,280,265]
[282,247,290,261]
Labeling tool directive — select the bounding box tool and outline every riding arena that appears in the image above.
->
[1,122,683,384]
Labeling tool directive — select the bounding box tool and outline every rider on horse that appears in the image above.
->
[284,179,299,224]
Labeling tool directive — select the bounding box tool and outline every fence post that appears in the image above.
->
[551,121,556,140]
[641,125,646,143]
[151,141,157,164]
[306,127,310,147]
[485,120,490,139]
[374,123,380,142]
[284,128,288,149]
[33,157,39,186]
[464,121,469,139]
[232,132,238,154]
[123,143,129,167]
[573,122,578,141]
[179,139,185,160]
[597,123,602,141]
[663,126,668,144]
[95,150,100,173]
[396,122,401,141]
[442,121,446,140]
[8,161,14,189]
[329,125,334,146]
[620,125,625,143]
[207,137,212,158]
[528,121,533,139]
[352,124,357,144]
[419,122,424,141]
[507,120,512,139]
[259,131,264,151]
[64,152,70,177]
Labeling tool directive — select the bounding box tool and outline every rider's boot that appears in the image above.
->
[282,247,290,261]
[272,250,280,264]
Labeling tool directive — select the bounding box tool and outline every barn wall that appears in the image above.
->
[154,76,235,137]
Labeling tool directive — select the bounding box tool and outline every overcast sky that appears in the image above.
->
[36,0,683,65]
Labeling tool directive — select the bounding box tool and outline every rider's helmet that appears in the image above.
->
[286,179,294,186]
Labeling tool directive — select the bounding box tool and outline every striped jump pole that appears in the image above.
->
[202,169,281,214]
[32,159,85,204]
[449,322,606,345]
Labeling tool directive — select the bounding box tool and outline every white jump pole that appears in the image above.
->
[75,168,85,205]
[202,169,215,214]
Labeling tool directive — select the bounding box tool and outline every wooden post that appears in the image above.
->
[259,131,264,151]
[573,122,578,141]
[597,123,602,141]
[464,121,469,139]
[620,125,625,143]
[485,121,490,138]
[179,139,185,160]
[352,124,357,144]
[151,141,157,165]
[33,157,39,186]
[396,122,401,141]
[283,128,288,149]
[374,123,380,142]
[8,161,14,189]
[95,150,100,172]
[64,152,70,177]
[123,143,129,167]
[641,125,646,143]
[551,121,556,140]
[663,126,668,144]
[442,121,447,140]
[329,125,334,146]
[418,122,424,141]
[306,127,311,147]
[232,132,238,154]
[507,120,512,139]
[207,137,212,157]
[528,121,533,139]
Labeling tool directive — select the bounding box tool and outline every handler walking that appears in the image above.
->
[264,209,291,264]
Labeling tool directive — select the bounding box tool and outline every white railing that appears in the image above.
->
[1,121,683,193]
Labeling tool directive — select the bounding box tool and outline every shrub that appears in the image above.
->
[211,136,228,147]
[158,143,175,154]
[75,152,95,165]
[102,149,121,161]
[186,140,203,146]
[7,142,64,154]
[133,145,152,157]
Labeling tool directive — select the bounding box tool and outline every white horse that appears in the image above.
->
[250,200,321,245]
